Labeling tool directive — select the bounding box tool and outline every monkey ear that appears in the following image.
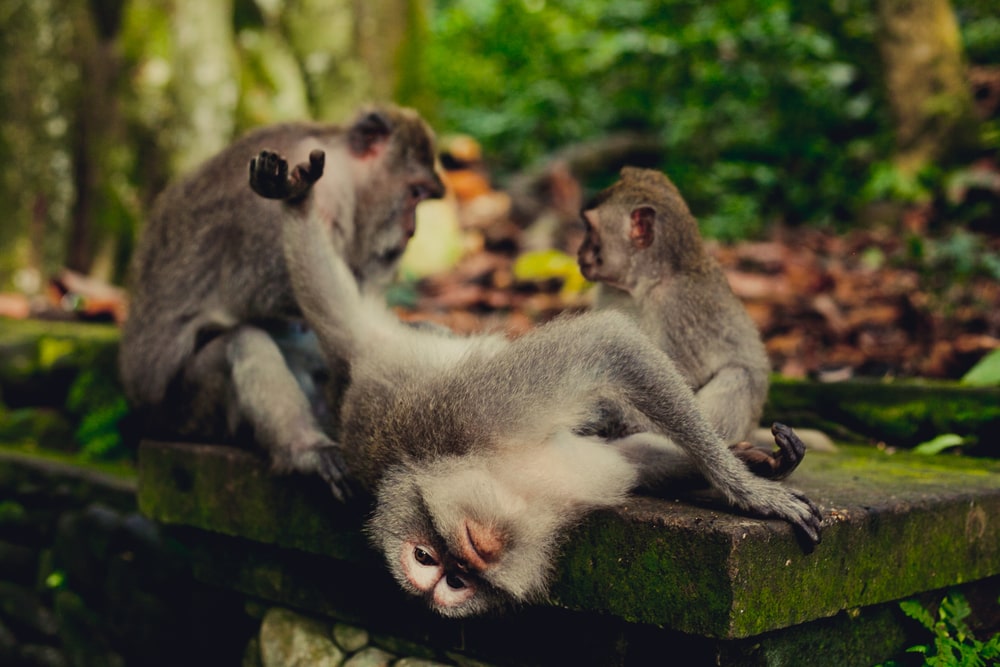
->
[629,206,655,249]
[348,111,394,158]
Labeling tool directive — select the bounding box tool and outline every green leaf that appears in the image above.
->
[513,249,590,294]
[901,599,935,630]
[913,434,966,456]
[961,349,1000,387]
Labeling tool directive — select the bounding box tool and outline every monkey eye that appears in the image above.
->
[413,546,438,567]
[409,184,429,201]
[445,573,467,590]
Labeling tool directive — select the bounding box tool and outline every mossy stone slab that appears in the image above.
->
[137,441,1000,639]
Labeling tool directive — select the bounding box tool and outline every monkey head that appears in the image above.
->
[344,106,447,286]
[578,167,704,291]
[366,456,570,618]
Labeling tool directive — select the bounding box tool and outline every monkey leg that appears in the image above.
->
[610,433,708,492]
[221,326,352,501]
[563,316,822,544]
[693,366,767,444]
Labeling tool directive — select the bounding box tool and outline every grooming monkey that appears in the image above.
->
[250,149,823,617]
[578,167,821,474]
[119,107,445,500]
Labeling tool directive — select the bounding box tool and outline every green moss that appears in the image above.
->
[0,443,136,481]
[765,377,1000,451]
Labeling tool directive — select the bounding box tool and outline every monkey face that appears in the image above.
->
[350,114,446,286]
[577,207,635,289]
[577,209,605,281]
[367,459,563,617]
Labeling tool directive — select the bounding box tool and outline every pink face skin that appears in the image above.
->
[400,540,477,608]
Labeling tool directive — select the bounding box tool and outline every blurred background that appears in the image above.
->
[1,0,998,381]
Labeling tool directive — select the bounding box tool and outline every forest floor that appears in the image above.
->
[394,189,1000,383]
[2,171,998,384]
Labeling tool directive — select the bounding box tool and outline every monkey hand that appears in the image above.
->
[730,422,806,481]
[313,442,355,504]
[249,149,326,202]
[274,438,354,503]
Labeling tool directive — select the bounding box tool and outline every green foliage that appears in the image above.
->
[886,591,1000,667]
[0,500,27,525]
[905,230,1000,291]
[962,349,1000,387]
[512,249,590,294]
[427,0,995,238]
[65,368,129,462]
[913,433,967,456]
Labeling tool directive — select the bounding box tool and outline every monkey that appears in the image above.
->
[249,149,823,618]
[119,106,445,501]
[577,167,825,471]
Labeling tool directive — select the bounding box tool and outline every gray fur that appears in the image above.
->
[580,166,771,443]
[119,106,444,499]
[260,153,822,617]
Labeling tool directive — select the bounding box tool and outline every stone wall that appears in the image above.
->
[0,450,256,667]
[0,449,496,667]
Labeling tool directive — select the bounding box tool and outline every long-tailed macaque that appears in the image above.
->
[119,107,445,500]
[250,149,822,618]
[578,167,772,443]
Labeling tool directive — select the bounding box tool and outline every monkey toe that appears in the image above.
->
[731,443,781,478]
[789,490,823,547]
[769,422,807,480]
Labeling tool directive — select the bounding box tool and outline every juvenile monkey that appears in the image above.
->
[120,107,445,500]
[578,167,782,462]
[251,149,823,617]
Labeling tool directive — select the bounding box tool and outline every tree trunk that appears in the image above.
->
[876,0,980,175]
[167,0,238,176]
[0,0,81,290]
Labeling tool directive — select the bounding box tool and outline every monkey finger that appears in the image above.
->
[316,446,354,503]
[249,150,293,199]
[306,149,326,181]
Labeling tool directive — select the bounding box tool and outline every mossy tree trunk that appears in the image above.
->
[166,0,239,176]
[875,0,981,176]
[1,0,430,292]
[0,0,82,291]
[66,0,133,282]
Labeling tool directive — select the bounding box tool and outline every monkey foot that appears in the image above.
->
[249,149,326,201]
[730,422,806,481]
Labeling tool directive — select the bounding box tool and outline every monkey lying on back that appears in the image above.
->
[119,107,444,500]
[578,167,810,475]
[250,149,823,618]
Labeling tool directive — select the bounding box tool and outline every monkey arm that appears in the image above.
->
[221,326,352,501]
[610,433,706,491]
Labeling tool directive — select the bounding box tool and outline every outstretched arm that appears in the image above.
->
[249,149,367,368]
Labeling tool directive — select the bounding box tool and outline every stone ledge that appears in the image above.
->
[137,440,1000,640]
